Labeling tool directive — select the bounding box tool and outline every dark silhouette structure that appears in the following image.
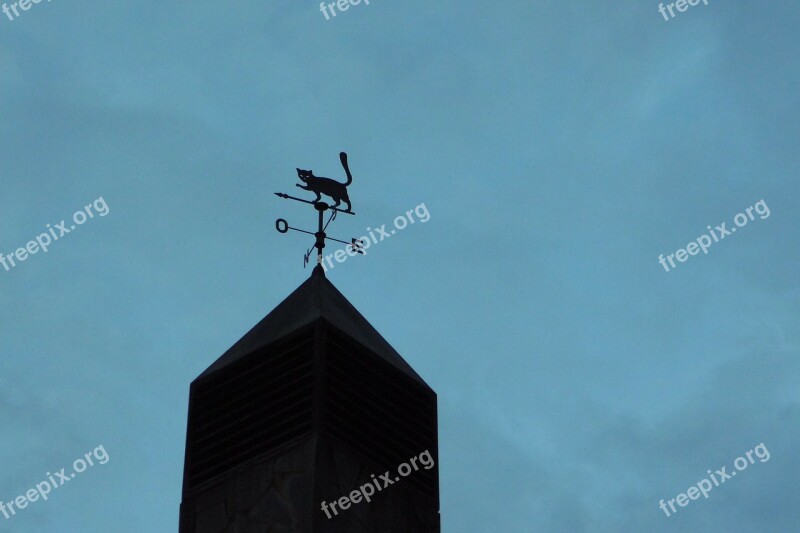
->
[275,151,363,269]
[295,151,353,212]
[179,266,440,532]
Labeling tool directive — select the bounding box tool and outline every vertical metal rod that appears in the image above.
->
[315,203,326,265]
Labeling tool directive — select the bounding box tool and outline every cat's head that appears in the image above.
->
[296,168,314,182]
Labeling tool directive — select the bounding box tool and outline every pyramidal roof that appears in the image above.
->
[198,266,429,388]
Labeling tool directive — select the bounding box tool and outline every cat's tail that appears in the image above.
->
[340,152,352,186]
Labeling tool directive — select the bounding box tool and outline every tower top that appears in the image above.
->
[196,269,430,389]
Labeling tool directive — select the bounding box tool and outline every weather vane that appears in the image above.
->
[275,152,364,268]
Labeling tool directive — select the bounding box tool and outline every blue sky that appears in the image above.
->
[1,1,799,531]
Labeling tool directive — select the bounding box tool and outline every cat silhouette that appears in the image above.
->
[296,152,353,211]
